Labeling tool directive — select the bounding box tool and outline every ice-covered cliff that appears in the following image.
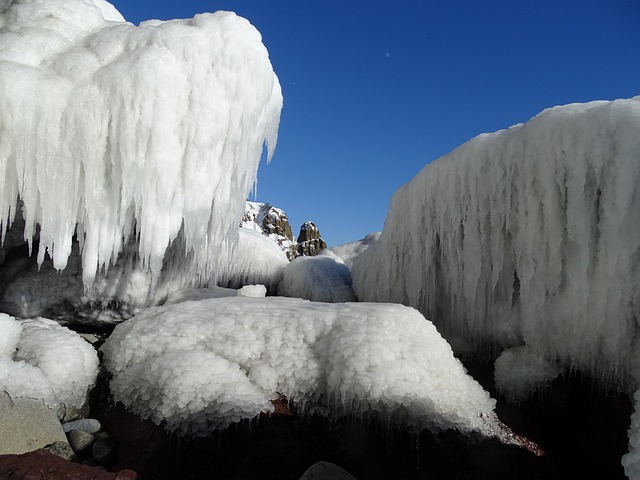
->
[351,97,640,476]
[353,97,640,386]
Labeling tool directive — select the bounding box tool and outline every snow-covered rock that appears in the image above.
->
[0,0,282,299]
[101,297,500,438]
[216,229,289,293]
[278,252,356,303]
[242,201,297,260]
[0,314,99,420]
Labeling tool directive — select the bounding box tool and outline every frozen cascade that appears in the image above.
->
[353,97,640,387]
[350,97,640,477]
[0,0,283,293]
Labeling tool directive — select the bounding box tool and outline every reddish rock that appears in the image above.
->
[0,449,138,480]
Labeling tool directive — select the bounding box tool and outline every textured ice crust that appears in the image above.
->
[353,97,640,386]
[0,0,283,294]
[101,297,498,437]
[0,314,99,418]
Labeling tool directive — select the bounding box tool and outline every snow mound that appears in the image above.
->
[353,97,640,387]
[0,0,282,293]
[217,229,289,293]
[101,297,498,437]
[0,314,99,419]
[330,232,381,270]
[278,252,356,302]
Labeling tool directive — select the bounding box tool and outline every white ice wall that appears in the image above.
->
[0,0,282,292]
[353,97,640,387]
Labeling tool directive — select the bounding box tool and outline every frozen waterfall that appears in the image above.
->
[353,97,640,386]
[0,0,283,292]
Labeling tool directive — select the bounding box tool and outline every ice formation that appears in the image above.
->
[0,0,282,293]
[101,297,499,437]
[278,252,356,302]
[329,232,381,270]
[349,97,640,476]
[353,97,640,384]
[493,347,564,403]
[0,313,99,419]
[216,229,289,293]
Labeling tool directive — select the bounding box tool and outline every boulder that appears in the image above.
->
[0,449,138,479]
[0,392,67,455]
[299,461,357,480]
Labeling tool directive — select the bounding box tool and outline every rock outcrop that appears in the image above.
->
[241,202,297,260]
[296,221,327,257]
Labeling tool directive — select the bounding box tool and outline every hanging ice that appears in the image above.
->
[353,97,640,385]
[351,98,640,476]
[0,0,283,291]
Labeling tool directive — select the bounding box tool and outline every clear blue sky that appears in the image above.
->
[109,0,640,247]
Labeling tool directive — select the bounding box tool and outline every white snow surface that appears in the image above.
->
[0,314,99,418]
[353,97,640,387]
[0,0,282,292]
[278,252,356,303]
[101,297,498,437]
[330,232,381,270]
[217,228,289,292]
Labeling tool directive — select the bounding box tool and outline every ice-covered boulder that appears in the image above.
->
[0,314,99,420]
[101,297,500,438]
[278,252,356,302]
[353,97,640,387]
[0,0,282,302]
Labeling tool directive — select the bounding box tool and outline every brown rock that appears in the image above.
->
[0,449,138,479]
[296,221,327,256]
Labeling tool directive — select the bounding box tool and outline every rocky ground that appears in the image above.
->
[0,345,631,479]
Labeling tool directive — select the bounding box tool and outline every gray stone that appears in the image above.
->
[67,429,95,455]
[44,440,77,462]
[0,391,67,454]
[62,418,102,435]
[298,461,358,480]
[93,432,117,467]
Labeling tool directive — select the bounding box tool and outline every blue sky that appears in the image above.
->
[109,0,640,247]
